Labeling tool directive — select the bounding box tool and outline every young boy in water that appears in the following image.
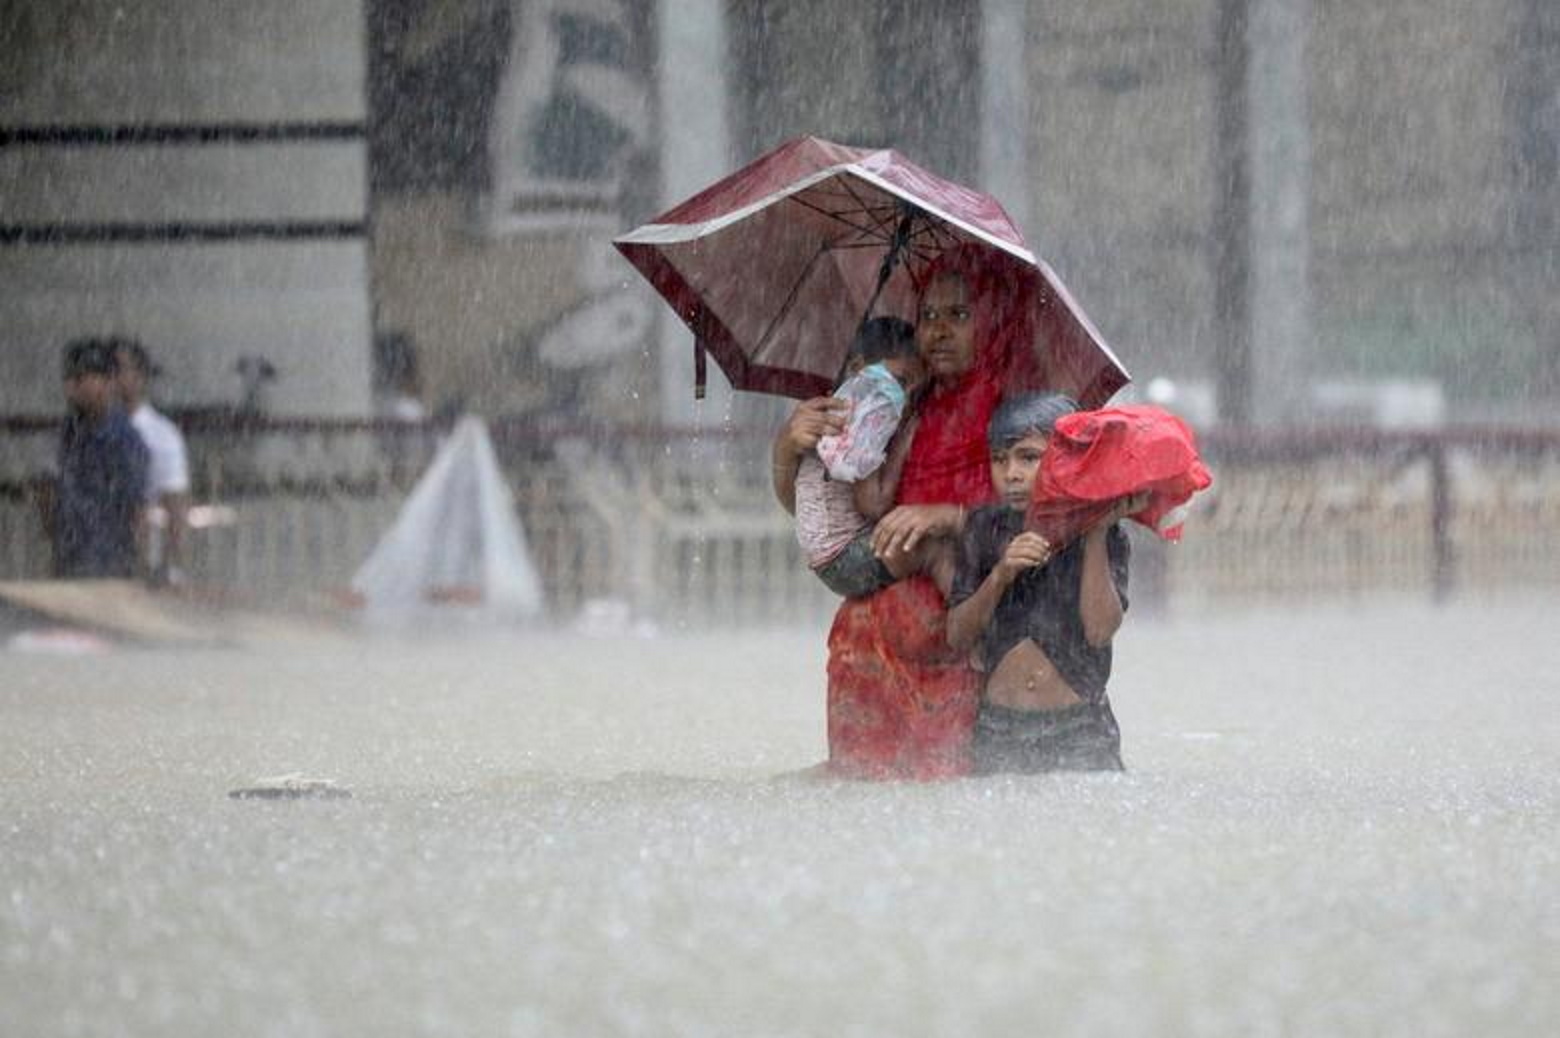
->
[946,392,1145,772]
[793,316,946,597]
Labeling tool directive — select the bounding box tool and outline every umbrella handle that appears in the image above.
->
[844,200,922,386]
[860,203,919,325]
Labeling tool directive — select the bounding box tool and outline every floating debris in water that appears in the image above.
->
[228,774,351,800]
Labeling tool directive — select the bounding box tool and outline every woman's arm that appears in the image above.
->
[1078,494,1146,646]
[869,502,965,559]
[770,396,849,514]
[947,531,1052,652]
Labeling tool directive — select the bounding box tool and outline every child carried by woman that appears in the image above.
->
[793,317,954,597]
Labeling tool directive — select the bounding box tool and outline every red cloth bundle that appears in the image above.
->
[1026,405,1212,547]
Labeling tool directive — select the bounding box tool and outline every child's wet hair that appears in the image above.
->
[988,392,1079,448]
[849,316,918,366]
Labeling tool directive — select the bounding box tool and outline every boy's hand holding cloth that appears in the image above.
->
[1026,404,1213,546]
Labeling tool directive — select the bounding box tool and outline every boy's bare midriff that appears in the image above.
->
[983,638,1084,710]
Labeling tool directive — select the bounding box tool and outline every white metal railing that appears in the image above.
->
[5,419,1560,625]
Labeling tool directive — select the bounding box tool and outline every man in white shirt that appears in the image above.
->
[114,338,192,585]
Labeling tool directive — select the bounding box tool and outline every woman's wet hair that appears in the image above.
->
[988,392,1079,448]
[849,316,918,366]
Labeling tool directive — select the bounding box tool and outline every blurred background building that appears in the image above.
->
[3,0,1555,428]
[3,1,1557,618]
[1,2,373,418]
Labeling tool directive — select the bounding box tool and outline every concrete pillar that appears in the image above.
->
[655,0,733,425]
[1515,0,1560,397]
[1245,0,1313,423]
[980,0,1033,236]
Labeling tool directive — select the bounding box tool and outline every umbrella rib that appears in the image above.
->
[805,180,901,217]
[909,217,957,248]
[838,178,901,238]
[900,218,959,276]
[827,240,909,251]
[903,225,951,286]
[800,178,904,242]
[807,186,901,221]
[787,195,892,244]
[749,242,830,366]
[903,217,947,252]
[904,243,941,268]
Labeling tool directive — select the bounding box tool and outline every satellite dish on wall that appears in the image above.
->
[536,289,652,370]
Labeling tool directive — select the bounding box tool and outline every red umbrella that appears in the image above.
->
[613,135,1130,407]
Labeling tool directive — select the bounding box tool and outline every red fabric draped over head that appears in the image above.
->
[894,243,1037,508]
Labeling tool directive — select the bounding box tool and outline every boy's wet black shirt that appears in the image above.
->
[949,504,1130,703]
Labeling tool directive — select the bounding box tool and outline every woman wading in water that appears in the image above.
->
[772,245,1049,778]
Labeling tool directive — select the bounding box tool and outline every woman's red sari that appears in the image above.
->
[825,246,1036,779]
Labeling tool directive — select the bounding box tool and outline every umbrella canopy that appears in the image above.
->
[614,135,1129,407]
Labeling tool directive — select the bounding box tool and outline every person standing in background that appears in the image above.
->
[53,339,149,579]
[113,338,192,586]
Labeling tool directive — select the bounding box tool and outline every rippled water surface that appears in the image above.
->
[3,596,1556,1037]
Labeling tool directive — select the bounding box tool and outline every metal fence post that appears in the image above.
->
[1428,439,1454,602]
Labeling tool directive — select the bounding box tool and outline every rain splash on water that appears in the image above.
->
[2,596,1555,1036]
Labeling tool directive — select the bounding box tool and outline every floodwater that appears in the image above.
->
[2,596,1556,1037]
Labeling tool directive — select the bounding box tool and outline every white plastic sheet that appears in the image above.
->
[352,416,543,627]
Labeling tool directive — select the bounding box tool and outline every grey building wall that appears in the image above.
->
[1026,0,1555,418]
[1309,0,1554,407]
[0,0,373,417]
[1027,1,1221,393]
